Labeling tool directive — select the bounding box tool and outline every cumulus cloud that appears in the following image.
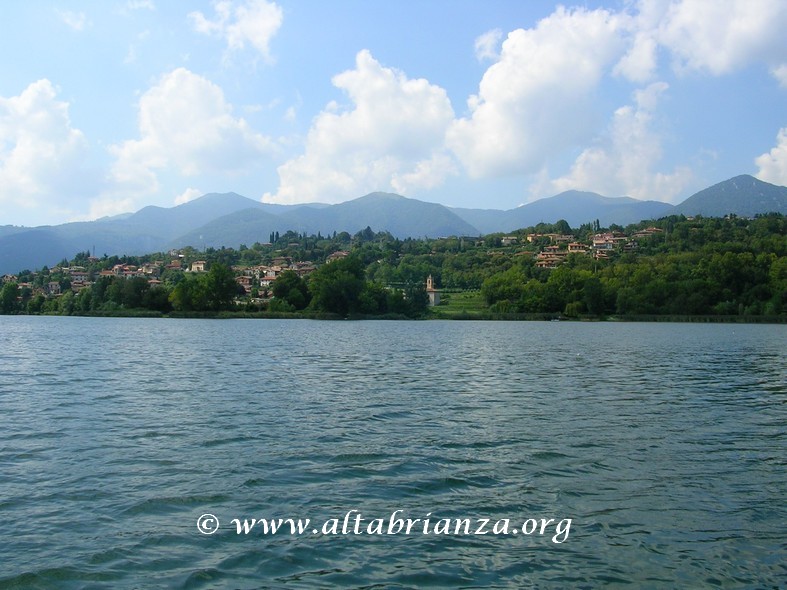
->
[755,128,787,186]
[447,6,626,179]
[547,82,692,202]
[189,0,283,63]
[474,29,503,62]
[447,1,786,197]
[655,0,787,75]
[265,50,455,204]
[0,80,90,222]
[105,68,274,207]
[613,0,787,81]
[614,30,659,82]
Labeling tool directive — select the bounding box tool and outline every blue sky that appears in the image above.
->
[1,0,786,227]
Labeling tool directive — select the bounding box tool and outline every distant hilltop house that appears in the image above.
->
[190,260,207,273]
[326,250,350,263]
[426,274,440,306]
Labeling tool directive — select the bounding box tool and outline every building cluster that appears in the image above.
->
[1,229,668,300]
[516,228,663,269]
[232,256,318,295]
[0,253,324,301]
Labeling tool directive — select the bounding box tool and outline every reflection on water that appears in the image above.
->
[1,317,785,588]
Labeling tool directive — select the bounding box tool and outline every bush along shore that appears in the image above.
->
[1,214,785,322]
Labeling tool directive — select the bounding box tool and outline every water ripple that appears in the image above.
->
[0,317,785,588]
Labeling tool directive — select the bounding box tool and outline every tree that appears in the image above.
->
[142,286,173,313]
[308,255,365,315]
[583,276,605,316]
[204,263,239,311]
[122,277,150,308]
[554,219,572,235]
[1,282,19,314]
[272,270,310,310]
[169,275,207,311]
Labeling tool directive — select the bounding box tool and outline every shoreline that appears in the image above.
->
[9,310,787,324]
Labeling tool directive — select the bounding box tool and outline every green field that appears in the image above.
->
[429,290,488,318]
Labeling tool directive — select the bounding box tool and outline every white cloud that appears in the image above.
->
[174,187,203,205]
[0,80,90,221]
[755,127,787,186]
[57,10,90,31]
[547,82,692,202]
[105,68,274,207]
[771,64,787,88]
[614,30,659,82]
[474,29,503,62]
[265,50,456,204]
[664,0,786,75]
[447,6,626,179]
[189,0,283,63]
[448,1,787,199]
[392,152,457,195]
[611,0,664,82]
[613,0,787,81]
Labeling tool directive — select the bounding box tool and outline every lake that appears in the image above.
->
[1,317,785,588]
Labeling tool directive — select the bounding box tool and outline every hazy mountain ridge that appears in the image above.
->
[673,174,787,217]
[451,191,676,233]
[1,175,785,274]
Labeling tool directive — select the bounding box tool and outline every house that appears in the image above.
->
[71,281,90,292]
[592,233,616,250]
[632,227,664,239]
[236,275,253,294]
[501,236,518,246]
[190,261,207,273]
[140,263,161,278]
[69,270,89,282]
[326,251,350,262]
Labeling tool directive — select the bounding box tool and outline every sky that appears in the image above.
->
[1,0,786,227]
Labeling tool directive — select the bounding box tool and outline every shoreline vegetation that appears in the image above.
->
[1,213,785,324]
[15,309,787,323]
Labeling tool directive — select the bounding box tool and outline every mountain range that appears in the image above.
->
[1,174,785,275]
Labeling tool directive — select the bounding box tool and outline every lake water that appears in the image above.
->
[0,317,785,588]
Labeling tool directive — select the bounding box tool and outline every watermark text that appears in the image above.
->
[198,510,572,543]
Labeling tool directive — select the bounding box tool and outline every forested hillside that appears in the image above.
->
[1,214,785,320]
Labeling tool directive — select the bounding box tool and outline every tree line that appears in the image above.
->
[1,214,785,319]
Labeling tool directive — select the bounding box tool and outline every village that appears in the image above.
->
[0,228,666,305]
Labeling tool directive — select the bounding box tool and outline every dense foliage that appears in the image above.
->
[478,214,786,317]
[1,214,784,319]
